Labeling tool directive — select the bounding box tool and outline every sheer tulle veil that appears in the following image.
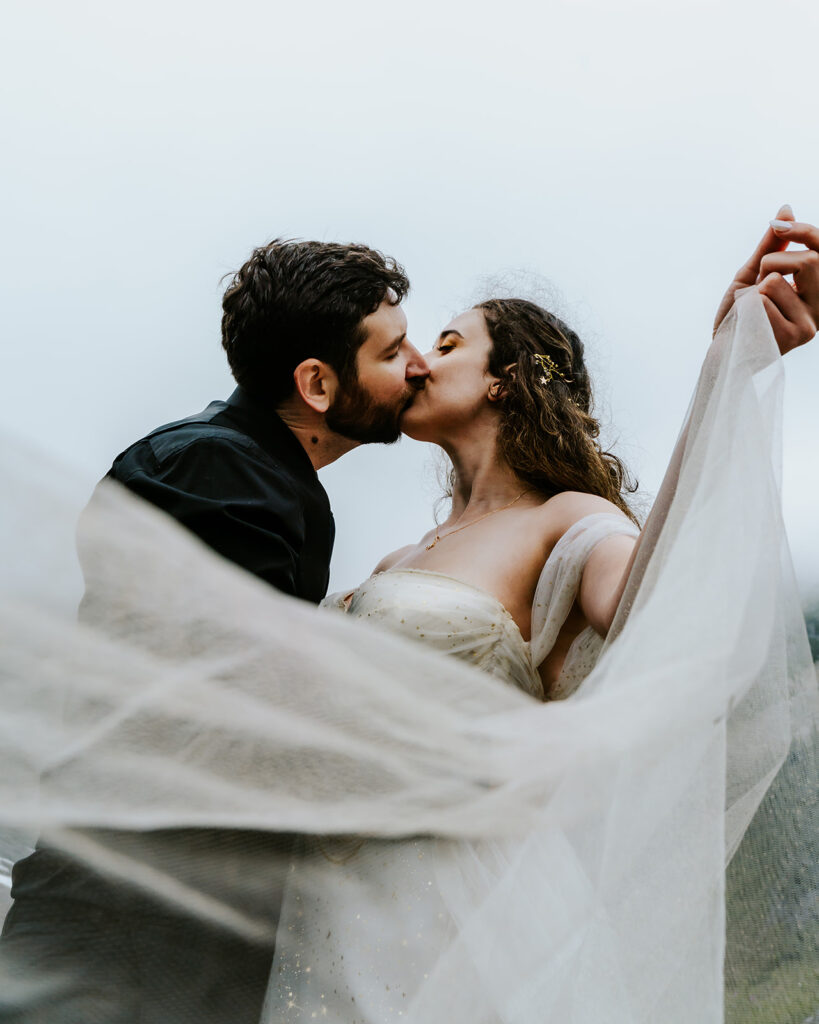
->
[0,288,816,1021]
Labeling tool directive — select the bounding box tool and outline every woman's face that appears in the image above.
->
[399,308,498,442]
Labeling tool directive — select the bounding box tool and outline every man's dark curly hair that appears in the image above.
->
[221,239,410,404]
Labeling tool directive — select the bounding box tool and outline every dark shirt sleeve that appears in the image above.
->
[110,436,305,596]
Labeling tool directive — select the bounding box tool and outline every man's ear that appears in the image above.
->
[293,359,337,414]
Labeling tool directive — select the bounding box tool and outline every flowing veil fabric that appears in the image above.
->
[0,288,816,1021]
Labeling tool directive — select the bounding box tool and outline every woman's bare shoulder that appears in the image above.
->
[533,491,633,543]
[371,543,421,576]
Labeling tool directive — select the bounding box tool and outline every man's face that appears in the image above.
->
[326,301,430,444]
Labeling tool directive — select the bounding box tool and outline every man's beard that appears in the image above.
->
[325,375,414,445]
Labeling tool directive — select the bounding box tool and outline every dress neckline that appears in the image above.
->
[374,568,531,649]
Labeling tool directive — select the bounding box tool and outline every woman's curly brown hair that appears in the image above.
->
[476,298,638,524]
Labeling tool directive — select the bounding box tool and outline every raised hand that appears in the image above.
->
[758,218,819,355]
[714,204,819,355]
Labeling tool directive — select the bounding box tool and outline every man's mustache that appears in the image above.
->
[402,384,425,410]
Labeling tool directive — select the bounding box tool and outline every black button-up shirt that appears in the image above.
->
[107,386,334,603]
[0,390,334,1022]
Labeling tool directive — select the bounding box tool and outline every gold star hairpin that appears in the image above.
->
[533,352,571,385]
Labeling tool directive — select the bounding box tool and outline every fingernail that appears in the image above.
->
[780,203,793,216]
[770,219,792,232]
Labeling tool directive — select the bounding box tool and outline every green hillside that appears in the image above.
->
[725,609,819,1023]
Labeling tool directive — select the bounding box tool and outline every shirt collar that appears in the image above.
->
[224,386,318,478]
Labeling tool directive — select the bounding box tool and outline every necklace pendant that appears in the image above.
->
[425,538,438,551]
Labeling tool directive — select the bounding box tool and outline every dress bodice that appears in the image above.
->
[345,569,543,698]
[325,512,640,701]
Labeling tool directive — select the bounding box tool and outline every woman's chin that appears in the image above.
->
[398,403,436,443]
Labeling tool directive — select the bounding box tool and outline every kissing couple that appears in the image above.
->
[2,211,818,1023]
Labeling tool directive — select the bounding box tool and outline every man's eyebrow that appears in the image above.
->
[380,333,406,354]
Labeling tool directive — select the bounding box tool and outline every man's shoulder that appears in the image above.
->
[145,416,259,464]
[108,414,304,514]
[113,404,264,472]
[106,399,326,521]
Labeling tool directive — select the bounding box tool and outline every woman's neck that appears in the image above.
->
[442,430,532,521]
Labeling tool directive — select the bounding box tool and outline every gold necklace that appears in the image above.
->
[425,489,532,550]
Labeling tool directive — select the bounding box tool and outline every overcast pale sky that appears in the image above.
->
[2,0,818,593]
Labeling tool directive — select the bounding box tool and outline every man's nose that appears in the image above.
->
[405,342,430,385]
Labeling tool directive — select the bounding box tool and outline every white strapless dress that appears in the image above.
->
[266,514,639,1023]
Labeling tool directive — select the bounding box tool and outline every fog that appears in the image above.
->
[2,0,818,591]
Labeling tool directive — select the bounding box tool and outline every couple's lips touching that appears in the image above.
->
[399,383,426,419]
